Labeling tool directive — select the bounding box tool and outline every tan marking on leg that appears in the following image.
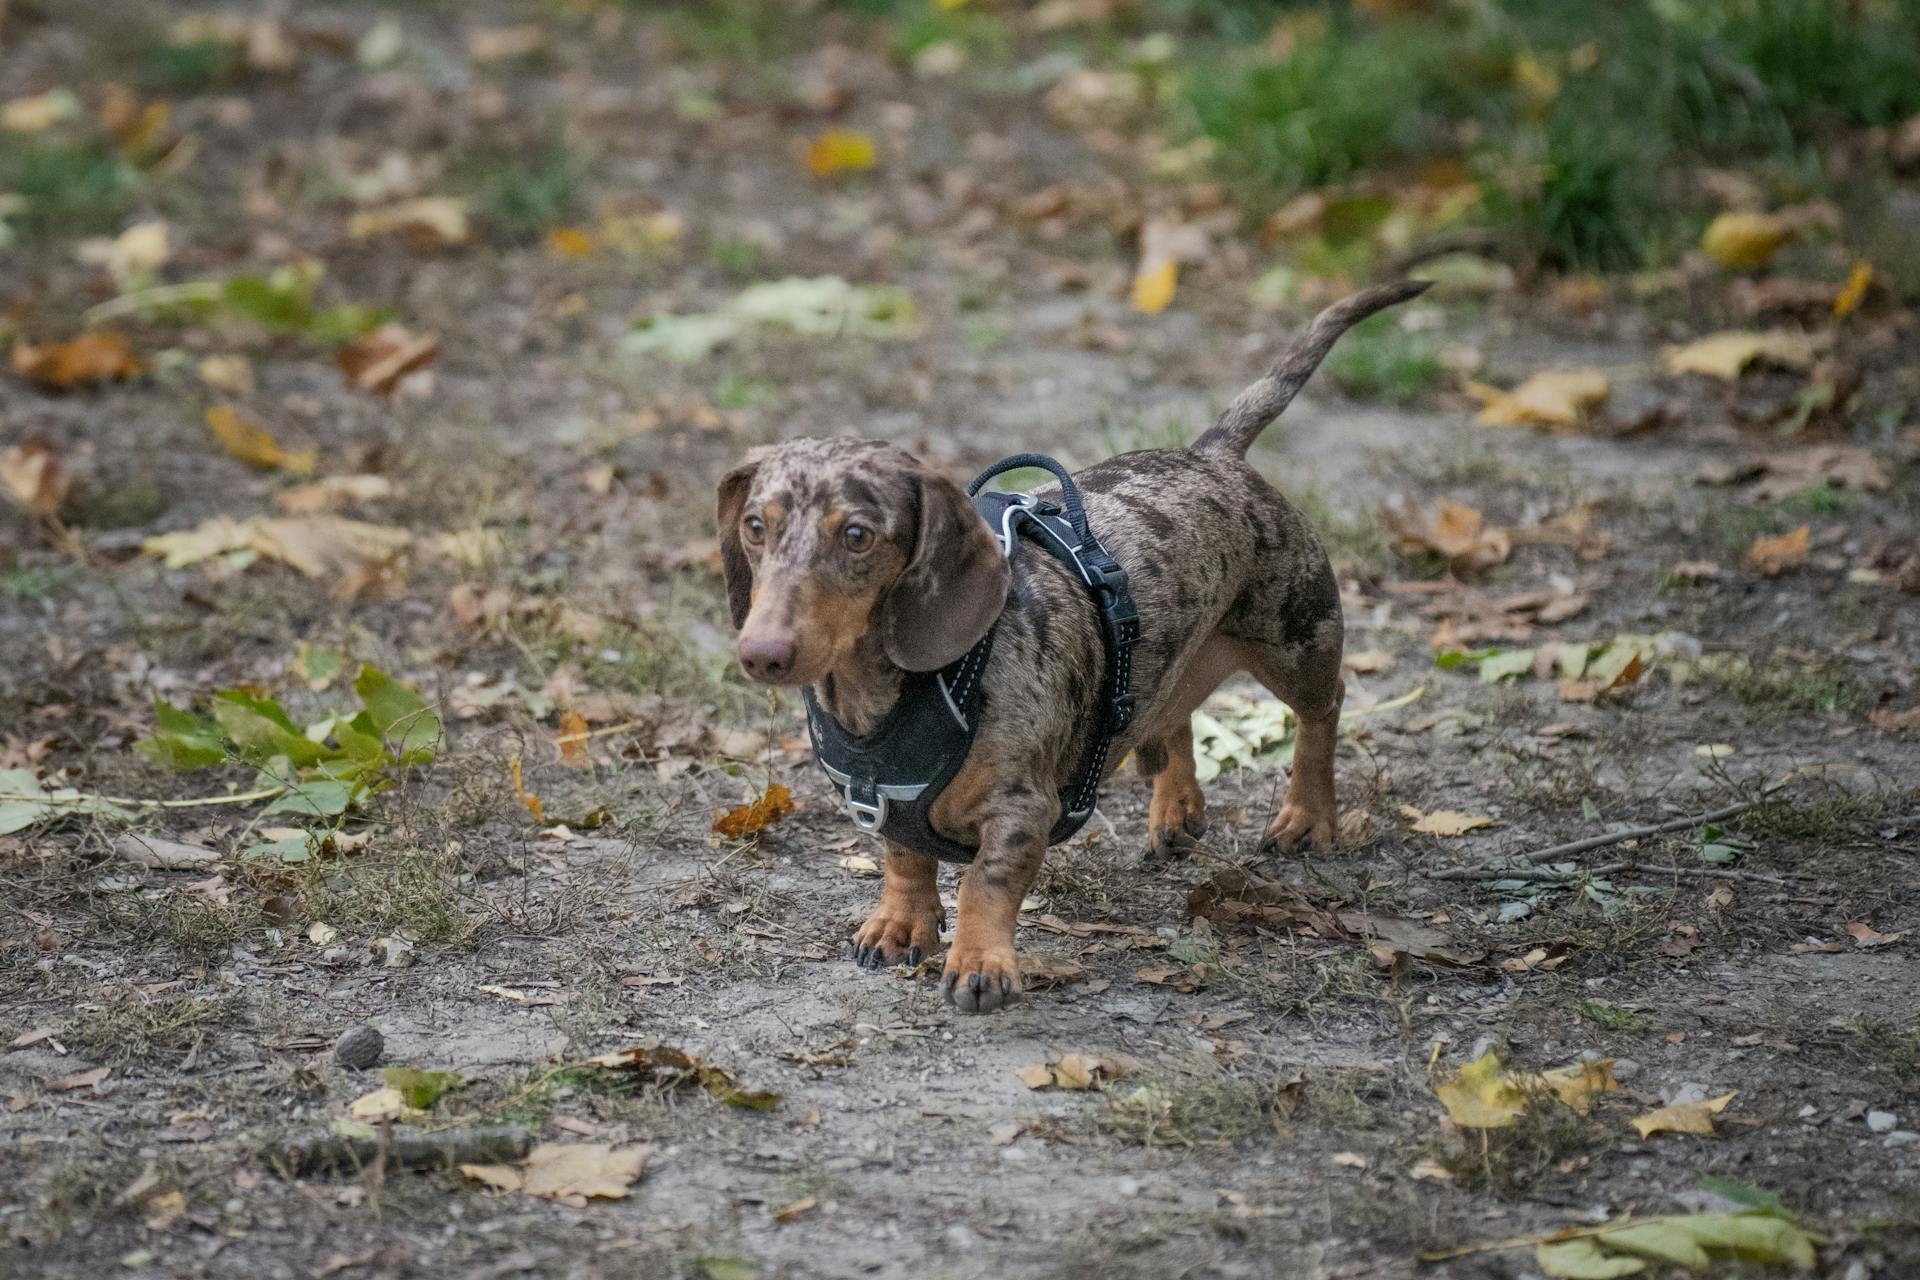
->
[942,870,1025,1013]
[1261,681,1340,854]
[850,843,943,967]
[1146,720,1207,854]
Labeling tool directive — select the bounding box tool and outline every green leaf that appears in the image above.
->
[1597,1213,1816,1270]
[699,1260,756,1280]
[1479,649,1537,683]
[220,273,315,333]
[1697,842,1739,864]
[1698,1177,1789,1217]
[0,768,131,834]
[294,644,346,691]
[135,700,229,770]
[354,665,442,761]
[1536,1238,1648,1279]
[263,779,356,817]
[244,832,315,862]
[211,690,332,768]
[380,1067,461,1109]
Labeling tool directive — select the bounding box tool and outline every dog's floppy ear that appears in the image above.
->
[881,469,1009,671]
[715,456,762,629]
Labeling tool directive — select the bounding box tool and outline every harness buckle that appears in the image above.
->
[845,791,887,833]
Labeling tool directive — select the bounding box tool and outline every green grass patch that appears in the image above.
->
[1323,310,1447,405]
[448,133,585,243]
[0,140,141,238]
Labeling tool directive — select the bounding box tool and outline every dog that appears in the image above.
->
[717,281,1427,1012]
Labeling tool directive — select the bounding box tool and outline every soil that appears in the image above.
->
[3,5,1918,1279]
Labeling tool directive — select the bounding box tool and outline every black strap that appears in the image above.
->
[803,455,1140,862]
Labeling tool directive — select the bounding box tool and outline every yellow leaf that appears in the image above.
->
[1,88,80,132]
[348,1085,417,1121]
[547,226,595,258]
[347,196,470,247]
[463,1143,648,1201]
[1539,1059,1620,1115]
[1131,259,1178,313]
[1701,211,1797,272]
[713,784,795,838]
[806,129,876,177]
[1408,809,1493,837]
[1512,54,1559,118]
[1832,261,1872,318]
[199,354,256,396]
[1015,1063,1054,1089]
[510,755,544,822]
[1629,1091,1735,1138]
[1434,1051,1528,1128]
[0,439,70,518]
[205,405,316,474]
[1661,330,1820,381]
[1744,525,1808,577]
[1470,370,1609,428]
[275,475,396,516]
[556,710,590,768]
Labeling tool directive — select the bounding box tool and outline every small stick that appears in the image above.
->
[1433,796,1765,880]
[1437,860,1806,888]
[271,1123,532,1178]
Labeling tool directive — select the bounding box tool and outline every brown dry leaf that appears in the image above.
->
[337,325,439,394]
[205,405,316,474]
[0,439,71,517]
[1846,922,1906,949]
[50,1066,111,1092]
[773,1196,818,1223]
[1381,497,1511,575]
[1869,706,1920,733]
[1403,807,1492,837]
[461,1143,648,1202]
[347,1085,416,1121]
[1557,652,1645,703]
[556,710,590,768]
[805,129,876,177]
[1469,371,1609,429]
[1539,1059,1621,1115]
[1014,1063,1054,1090]
[713,785,796,839]
[347,197,470,248]
[1015,1053,1132,1091]
[1662,331,1822,380]
[275,475,396,515]
[1745,525,1809,576]
[198,354,256,396]
[1342,649,1393,674]
[253,517,412,581]
[1,88,80,132]
[1701,210,1798,272]
[12,332,148,388]
[1631,1092,1735,1138]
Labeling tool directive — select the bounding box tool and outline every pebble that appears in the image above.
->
[332,1024,384,1071]
[1866,1109,1898,1133]
[1884,1131,1919,1149]
[1611,1058,1642,1081]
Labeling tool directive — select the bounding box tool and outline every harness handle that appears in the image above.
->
[967,453,1093,548]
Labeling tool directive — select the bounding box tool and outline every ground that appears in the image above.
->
[3,3,1919,1279]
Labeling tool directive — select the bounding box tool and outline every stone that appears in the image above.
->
[1883,1130,1919,1149]
[332,1025,384,1071]
[1867,1109,1898,1134]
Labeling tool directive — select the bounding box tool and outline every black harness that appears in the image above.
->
[802,454,1140,863]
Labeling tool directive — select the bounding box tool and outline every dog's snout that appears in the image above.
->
[738,632,797,682]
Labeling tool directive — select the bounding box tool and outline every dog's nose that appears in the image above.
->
[739,634,797,682]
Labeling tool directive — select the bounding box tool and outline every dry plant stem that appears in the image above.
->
[1438,860,1805,887]
[0,786,287,809]
[1432,797,1765,881]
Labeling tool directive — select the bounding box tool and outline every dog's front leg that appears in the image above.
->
[941,812,1047,1014]
[851,842,944,969]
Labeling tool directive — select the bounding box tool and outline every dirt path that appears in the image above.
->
[3,5,1918,1278]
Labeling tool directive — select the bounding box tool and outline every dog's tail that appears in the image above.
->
[1191,280,1432,458]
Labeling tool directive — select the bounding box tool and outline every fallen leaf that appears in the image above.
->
[1405,808,1493,837]
[1630,1091,1735,1138]
[1014,1063,1054,1090]
[1833,261,1874,318]
[1539,1059,1620,1115]
[1331,1151,1370,1169]
[1869,706,1920,732]
[1,88,80,132]
[198,354,255,396]
[337,325,439,394]
[0,439,71,517]
[1745,525,1809,577]
[1662,331,1821,380]
[205,405,316,474]
[1015,1053,1133,1091]
[1435,1052,1528,1128]
[1381,497,1511,575]
[510,755,545,822]
[76,221,170,285]
[556,710,590,768]
[773,1196,817,1223]
[466,25,545,62]
[461,1143,648,1201]
[347,196,469,248]
[113,834,220,870]
[713,785,795,839]
[1701,210,1798,272]
[837,855,881,876]
[806,128,876,177]
[1469,371,1609,429]
[1343,649,1393,674]
[1131,259,1178,314]
[12,332,148,388]
[347,1085,416,1121]
[1846,922,1906,949]
[275,475,396,515]
[50,1066,111,1092]
[547,226,594,258]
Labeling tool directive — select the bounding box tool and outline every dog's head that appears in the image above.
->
[716,438,1009,686]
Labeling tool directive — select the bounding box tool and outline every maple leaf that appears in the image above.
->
[1630,1091,1735,1138]
[1662,331,1821,381]
[12,332,148,388]
[1469,370,1609,429]
[713,785,795,838]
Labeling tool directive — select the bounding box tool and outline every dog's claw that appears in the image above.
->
[906,947,923,966]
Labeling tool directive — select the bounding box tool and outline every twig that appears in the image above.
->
[81,281,221,325]
[1437,860,1806,888]
[1433,797,1765,881]
[270,1123,532,1177]
[0,785,286,810]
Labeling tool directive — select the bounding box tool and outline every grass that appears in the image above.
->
[299,844,478,945]
[1322,311,1447,406]
[1099,1067,1286,1147]
[447,132,585,243]
[0,140,141,238]
[1703,654,1860,717]
[1577,1000,1651,1034]
[1851,1016,1920,1087]
[1434,1083,1598,1196]
[63,985,239,1066]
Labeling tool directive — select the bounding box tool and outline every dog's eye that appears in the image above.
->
[843,523,872,552]
[742,515,766,545]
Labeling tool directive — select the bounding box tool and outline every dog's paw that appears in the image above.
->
[1260,802,1333,855]
[849,906,943,970]
[1147,778,1207,857]
[939,943,1021,1014]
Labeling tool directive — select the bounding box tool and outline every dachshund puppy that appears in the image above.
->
[717,282,1427,1012]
